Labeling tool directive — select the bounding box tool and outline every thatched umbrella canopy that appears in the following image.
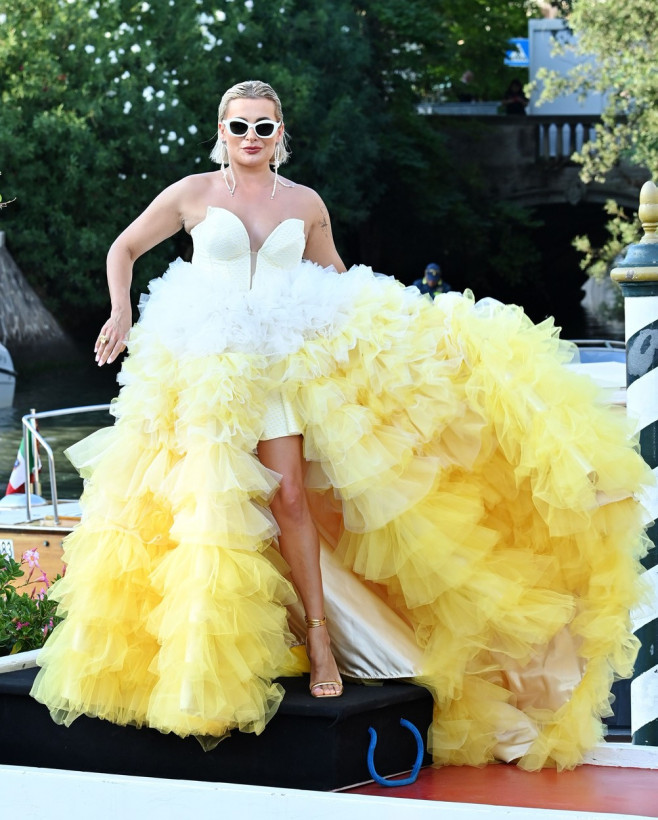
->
[0,231,75,360]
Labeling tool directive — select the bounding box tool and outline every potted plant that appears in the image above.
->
[0,550,62,673]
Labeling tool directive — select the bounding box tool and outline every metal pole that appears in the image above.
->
[611,179,658,746]
[30,406,42,498]
[23,421,32,522]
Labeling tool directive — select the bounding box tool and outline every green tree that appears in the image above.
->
[536,0,657,280]
[1,0,546,336]
[0,0,437,328]
[558,0,658,185]
[0,0,212,322]
[426,0,532,104]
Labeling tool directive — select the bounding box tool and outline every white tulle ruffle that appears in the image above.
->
[136,258,402,359]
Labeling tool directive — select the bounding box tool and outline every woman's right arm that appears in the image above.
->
[95,181,187,366]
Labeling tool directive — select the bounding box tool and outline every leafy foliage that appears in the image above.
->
[536,0,657,278]
[429,0,532,103]
[569,199,637,321]
[0,550,62,656]
[1,0,543,333]
[0,1,417,324]
[572,200,641,280]
[0,0,210,323]
[0,171,15,208]
[561,0,658,185]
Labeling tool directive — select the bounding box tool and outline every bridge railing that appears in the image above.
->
[533,115,600,163]
[419,103,601,164]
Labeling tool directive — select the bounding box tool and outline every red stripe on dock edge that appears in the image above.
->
[346,763,658,817]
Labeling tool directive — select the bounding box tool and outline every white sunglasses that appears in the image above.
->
[222,118,281,139]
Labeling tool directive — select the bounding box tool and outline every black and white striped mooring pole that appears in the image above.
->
[611,179,658,747]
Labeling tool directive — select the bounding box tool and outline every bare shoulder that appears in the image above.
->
[291,184,345,271]
[148,172,222,231]
[286,183,331,229]
[179,171,218,191]
[161,171,216,202]
[288,182,325,209]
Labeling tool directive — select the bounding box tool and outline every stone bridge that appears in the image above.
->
[424,107,648,210]
[411,107,650,335]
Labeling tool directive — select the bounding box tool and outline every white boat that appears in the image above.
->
[0,405,110,593]
[0,342,16,408]
[1,756,657,820]
[566,338,627,406]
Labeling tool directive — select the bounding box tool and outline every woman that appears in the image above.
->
[32,80,652,770]
[90,80,346,699]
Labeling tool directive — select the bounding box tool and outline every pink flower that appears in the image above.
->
[22,549,40,568]
[38,571,50,588]
[15,621,29,630]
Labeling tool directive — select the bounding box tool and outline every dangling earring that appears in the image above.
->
[220,140,236,196]
[271,142,282,200]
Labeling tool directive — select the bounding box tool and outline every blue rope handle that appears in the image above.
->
[367,718,424,787]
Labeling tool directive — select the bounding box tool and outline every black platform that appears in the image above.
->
[0,669,433,791]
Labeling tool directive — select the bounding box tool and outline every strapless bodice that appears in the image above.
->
[137,207,379,358]
[191,207,306,290]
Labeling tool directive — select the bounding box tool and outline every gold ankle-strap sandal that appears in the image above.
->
[305,616,344,698]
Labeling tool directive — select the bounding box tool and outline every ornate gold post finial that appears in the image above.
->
[638,180,658,244]
[611,180,658,283]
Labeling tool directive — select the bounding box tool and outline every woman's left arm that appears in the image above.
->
[303,192,347,272]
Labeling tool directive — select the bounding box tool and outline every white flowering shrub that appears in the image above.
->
[0,0,533,332]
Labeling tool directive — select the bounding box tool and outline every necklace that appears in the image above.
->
[222,165,294,200]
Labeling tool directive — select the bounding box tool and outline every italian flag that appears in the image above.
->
[5,435,41,495]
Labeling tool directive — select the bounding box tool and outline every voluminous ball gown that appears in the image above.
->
[31,207,653,770]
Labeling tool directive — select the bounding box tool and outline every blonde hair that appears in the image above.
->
[209,80,291,166]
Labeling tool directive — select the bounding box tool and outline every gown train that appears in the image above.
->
[30,208,653,770]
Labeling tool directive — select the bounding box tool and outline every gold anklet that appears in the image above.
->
[305,616,327,629]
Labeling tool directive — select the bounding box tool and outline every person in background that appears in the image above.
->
[413,262,451,298]
[502,79,529,115]
[456,70,477,102]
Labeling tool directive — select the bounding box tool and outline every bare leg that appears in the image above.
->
[257,435,342,696]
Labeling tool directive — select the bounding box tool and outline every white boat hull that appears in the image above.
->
[0,761,654,820]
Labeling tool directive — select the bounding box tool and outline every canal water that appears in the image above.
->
[0,354,120,499]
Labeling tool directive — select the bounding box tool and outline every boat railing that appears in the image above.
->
[568,339,625,349]
[22,405,111,525]
[568,339,626,364]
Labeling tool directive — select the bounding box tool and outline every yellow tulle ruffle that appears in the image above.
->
[30,284,652,771]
